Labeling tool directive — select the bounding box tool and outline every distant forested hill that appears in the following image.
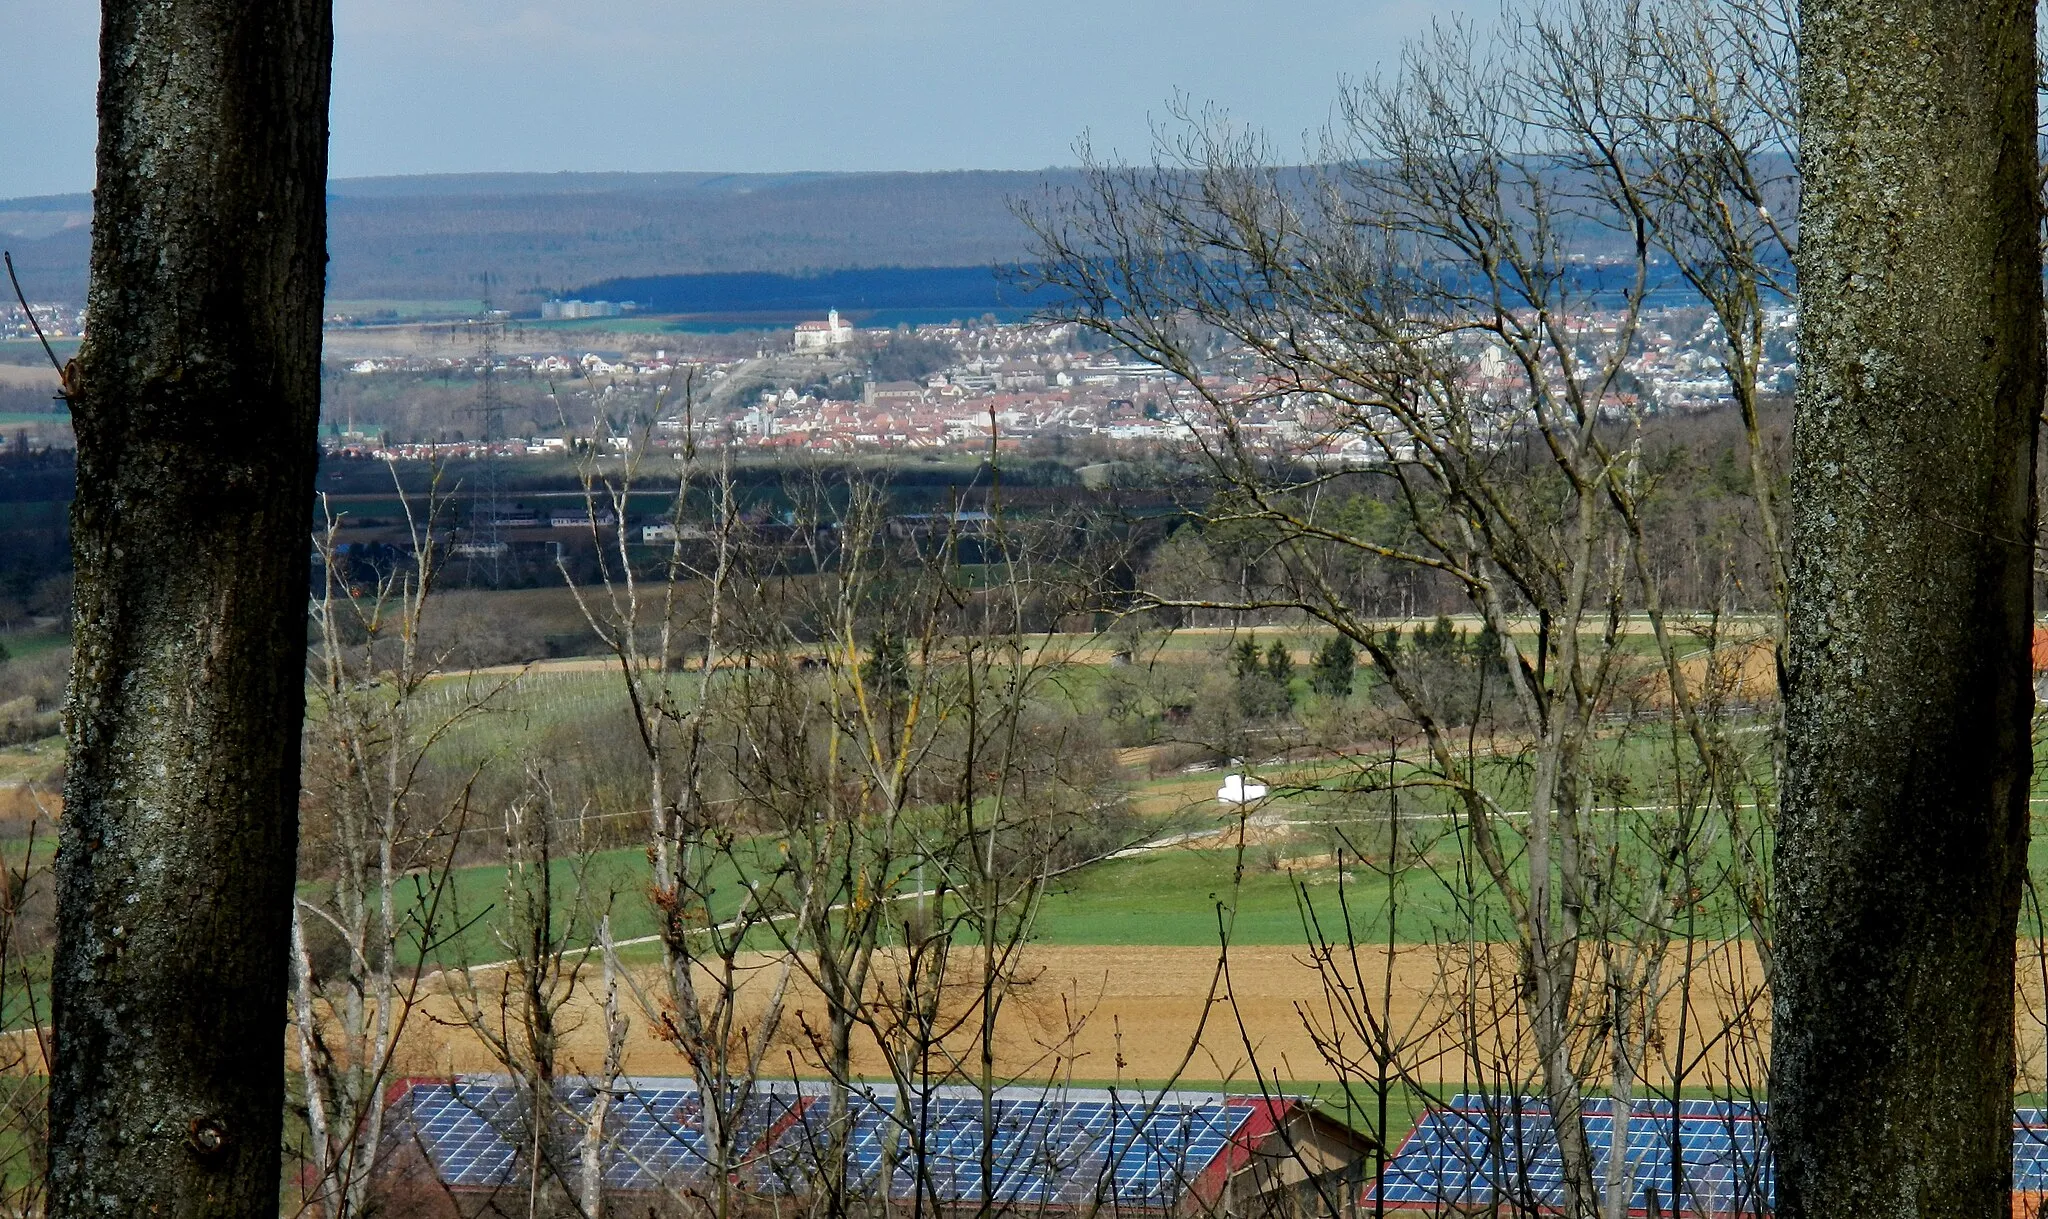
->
[578,265,1047,316]
[0,194,91,304]
[0,170,1080,306]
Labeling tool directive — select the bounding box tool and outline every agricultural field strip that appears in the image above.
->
[434,796,1747,978]
[410,619,1778,686]
[432,806,1355,978]
[431,823,1192,978]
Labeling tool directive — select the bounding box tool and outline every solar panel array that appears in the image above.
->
[2016,1110,2048,1192]
[398,1079,523,1188]
[388,1077,1263,1209]
[1379,1099,2048,1216]
[1374,1096,1772,1217]
[759,1089,1249,1207]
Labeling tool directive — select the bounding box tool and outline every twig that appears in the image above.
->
[1,252,67,386]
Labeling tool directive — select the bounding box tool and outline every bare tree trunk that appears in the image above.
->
[51,1,330,1215]
[1776,1,2040,1216]
[297,487,485,1219]
[581,916,627,1219]
[290,906,335,1216]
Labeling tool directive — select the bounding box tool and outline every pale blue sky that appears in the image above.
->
[0,0,1446,199]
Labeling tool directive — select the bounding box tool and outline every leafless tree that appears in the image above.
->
[294,478,507,1219]
[1023,5,1789,1215]
[559,383,797,1219]
[0,813,51,1219]
[438,771,617,1219]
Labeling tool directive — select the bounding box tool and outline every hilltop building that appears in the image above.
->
[794,309,854,351]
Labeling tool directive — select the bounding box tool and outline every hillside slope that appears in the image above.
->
[0,170,1080,306]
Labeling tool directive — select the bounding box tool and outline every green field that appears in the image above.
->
[0,501,66,531]
[0,628,65,661]
[365,696,1786,967]
[326,298,484,320]
[270,610,1803,973]
[1032,846,1455,946]
[520,317,700,335]
[0,339,78,363]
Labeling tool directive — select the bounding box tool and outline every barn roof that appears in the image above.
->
[384,1076,1339,1211]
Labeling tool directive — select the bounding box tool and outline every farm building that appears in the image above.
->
[1375,1095,2048,1217]
[381,1076,1373,1217]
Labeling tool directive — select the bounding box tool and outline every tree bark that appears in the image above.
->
[50,1,331,1215]
[1776,2,2039,1217]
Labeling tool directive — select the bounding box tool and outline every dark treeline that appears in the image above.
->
[0,399,1805,626]
[575,265,1043,317]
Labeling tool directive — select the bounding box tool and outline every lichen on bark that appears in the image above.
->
[49,1,332,1215]
[1776,2,2040,1217]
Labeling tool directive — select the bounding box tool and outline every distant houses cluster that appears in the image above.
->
[321,301,1796,465]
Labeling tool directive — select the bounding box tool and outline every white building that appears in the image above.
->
[542,299,622,320]
[549,506,616,528]
[793,309,854,352]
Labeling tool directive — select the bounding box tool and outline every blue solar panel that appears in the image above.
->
[1377,1097,2048,1215]
[387,1077,1269,1207]
[2015,1114,2048,1192]
[1374,1096,1774,1217]
[389,1077,803,1193]
[400,1079,523,1188]
[755,1086,1253,1207]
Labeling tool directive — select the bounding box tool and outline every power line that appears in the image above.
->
[464,273,508,586]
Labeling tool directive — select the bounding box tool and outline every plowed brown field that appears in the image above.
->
[18,939,2048,1095]
[368,942,1773,1090]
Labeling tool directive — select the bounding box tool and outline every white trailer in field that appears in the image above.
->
[1217,774,1268,806]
